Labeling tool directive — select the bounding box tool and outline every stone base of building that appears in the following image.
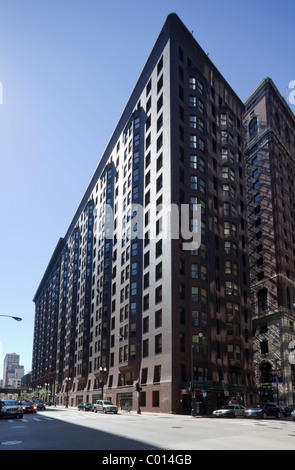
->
[55,382,257,415]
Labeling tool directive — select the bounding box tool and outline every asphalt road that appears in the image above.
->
[1,406,295,452]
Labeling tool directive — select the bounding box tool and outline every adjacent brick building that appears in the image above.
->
[244,78,295,405]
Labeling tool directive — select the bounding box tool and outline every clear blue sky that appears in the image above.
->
[0,0,294,378]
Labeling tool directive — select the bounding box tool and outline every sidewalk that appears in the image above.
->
[52,404,206,417]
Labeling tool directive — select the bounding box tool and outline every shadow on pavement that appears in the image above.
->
[0,408,162,451]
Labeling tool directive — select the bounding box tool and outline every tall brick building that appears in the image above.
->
[244,78,295,405]
[32,13,255,413]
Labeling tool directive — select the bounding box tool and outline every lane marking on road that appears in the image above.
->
[1,441,22,446]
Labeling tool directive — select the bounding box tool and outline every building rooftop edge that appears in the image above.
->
[244,76,295,124]
[32,13,249,303]
[33,237,65,302]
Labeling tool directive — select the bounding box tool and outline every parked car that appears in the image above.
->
[33,400,46,410]
[291,409,295,422]
[282,404,295,417]
[93,400,118,414]
[213,404,245,418]
[244,403,282,419]
[0,399,23,419]
[78,402,94,411]
[21,400,37,413]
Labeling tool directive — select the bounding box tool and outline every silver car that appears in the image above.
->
[93,400,118,414]
[213,404,245,418]
[0,399,23,419]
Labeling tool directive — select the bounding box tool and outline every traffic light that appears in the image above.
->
[135,382,142,392]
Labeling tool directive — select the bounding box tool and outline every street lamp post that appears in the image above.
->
[191,333,203,417]
[99,367,107,400]
[45,383,50,405]
[65,377,71,408]
[0,315,22,321]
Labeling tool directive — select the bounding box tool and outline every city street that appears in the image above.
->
[0,406,295,452]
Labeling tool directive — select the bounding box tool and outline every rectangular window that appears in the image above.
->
[156,262,162,280]
[221,114,227,126]
[189,95,197,107]
[192,286,199,302]
[198,100,204,113]
[143,339,149,357]
[224,221,231,235]
[190,135,197,148]
[226,281,232,295]
[155,309,162,328]
[189,77,196,89]
[226,301,233,315]
[199,138,205,152]
[191,263,199,279]
[223,184,230,197]
[192,310,199,326]
[222,148,228,160]
[252,156,258,166]
[252,168,259,178]
[201,288,207,304]
[198,118,204,133]
[227,344,234,360]
[260,340,268,354]
[130,302,137,316]
[199,179,205,193]
[190,175,197,190]
[225,241,231,254]
[155,334,162,354]
[155,285,162,303]
[254,193,260,203]
[190,115,197,128]
[190,155,197,169]
[131,282,137,296]
[197,81,204,94]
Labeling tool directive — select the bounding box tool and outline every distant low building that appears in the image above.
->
[3,353,24,387]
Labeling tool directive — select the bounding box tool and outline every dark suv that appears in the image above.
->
[245,403,282,419]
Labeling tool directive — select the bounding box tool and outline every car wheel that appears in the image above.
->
[18,414,23,419]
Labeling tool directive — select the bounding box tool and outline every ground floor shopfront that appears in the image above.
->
[56,383,170,413]
[54,381,257,415]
